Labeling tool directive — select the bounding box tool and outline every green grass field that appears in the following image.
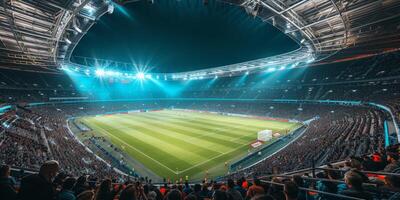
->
[78,110,300,180]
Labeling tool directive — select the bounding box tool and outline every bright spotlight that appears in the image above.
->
[65,38,72,44]
[95,69,105,76]
[136,72,145,80]
[267,67,276,72]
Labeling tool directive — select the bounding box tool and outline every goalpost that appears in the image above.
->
[257,129,273,142]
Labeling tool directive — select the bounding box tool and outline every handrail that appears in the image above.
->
[259,174,378,187]
[315,167,400,177]
[260,180,365,200]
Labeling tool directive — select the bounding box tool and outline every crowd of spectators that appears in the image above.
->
[0,145,399,200]
[0,101,390,181]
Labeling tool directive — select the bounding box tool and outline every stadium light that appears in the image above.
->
[95,69,105,77]
[136,72,145,80]
[65,38,72,44]
[267,67,276,72]
[83,4,96,15]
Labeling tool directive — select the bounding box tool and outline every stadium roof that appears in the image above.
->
[0,0,400,76]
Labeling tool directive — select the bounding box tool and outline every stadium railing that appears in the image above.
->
[260,180,366,200]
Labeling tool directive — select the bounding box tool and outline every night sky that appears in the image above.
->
[72,0,298,73]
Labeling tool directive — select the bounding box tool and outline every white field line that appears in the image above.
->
[87,113,296,175]
[179,134,251,173]
[118,114,249,148]
[115,116,229,154]
[138,113,254,144]
[87,121,179,175]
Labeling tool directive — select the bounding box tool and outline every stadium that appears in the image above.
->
[0,0,400,200]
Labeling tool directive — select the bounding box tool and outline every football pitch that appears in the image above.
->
[78,110,300,180]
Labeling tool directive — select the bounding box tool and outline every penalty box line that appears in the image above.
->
[87,121,180,175]
[86,119,253,176]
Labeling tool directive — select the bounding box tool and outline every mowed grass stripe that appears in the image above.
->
[148,111,270,136]
[87,118,198,167]
[148,111,262,134]
[161,110,294,131]
[94,116,218,164]
[131,113,253,144]
[82,119,190,176]
[112,115,234,153]
[81,110,301,180]
[127,113,253,146]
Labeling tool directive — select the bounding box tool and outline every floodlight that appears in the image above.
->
[95,69,105,76]
[136,72,145,80]
[267,67,276,72]
[83,4,96,15]
[65,38,72,44]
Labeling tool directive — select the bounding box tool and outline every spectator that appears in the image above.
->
[166,189,182,200]
[147,191,157,200]
[383,152,400,172]
[119,184,136,200]
[190,184,201,200]
[74,176,89,196]
[77,190,95,200]
[19,160,59,200]
[339,170,372,200]
[284,181,298,200]
[184,194,197,200]
[234,178,247,198]
[246,179,265,198]
[199,183,211,199]
[384,175,400,200]
[267,178,284,200]
[95,179,117,200]
[291,175,305,200]
[212,190,228,200]
[0,165,17,200]
[226,179,243,200]
[316,170,340,200]
[183,181,193,196]
[58,177,77,200]
[250,194,274,200]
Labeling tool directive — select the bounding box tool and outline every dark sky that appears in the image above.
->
[72,0,298,73]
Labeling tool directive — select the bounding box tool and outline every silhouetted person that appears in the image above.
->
[284,181,298,200]
[384,152,400,172]
[339,170,372,200]
[226,179,243,200]
[246,179,265,198]
[0,165,17,200]
[19,160,60,200]
[95,179,118,200]
[119,184,137,200]
[57,177,77,200]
